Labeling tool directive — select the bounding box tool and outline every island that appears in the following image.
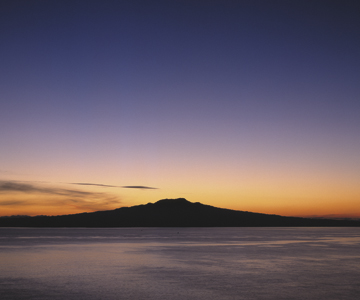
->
[0,198,359,227]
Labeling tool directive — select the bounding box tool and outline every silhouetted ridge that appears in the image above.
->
[0,198,359,227]
[153,198,193,206]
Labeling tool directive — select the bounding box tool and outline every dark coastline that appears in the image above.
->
[0,198,359,227]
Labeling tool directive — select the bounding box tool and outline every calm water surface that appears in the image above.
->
[1,227,360,300]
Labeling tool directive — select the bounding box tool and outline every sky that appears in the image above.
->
[1,0,360,218]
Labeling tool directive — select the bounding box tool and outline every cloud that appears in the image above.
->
[0,200,26,206]
[70,182,120,188]
[70,182,158,189]
[0,181,93,197]
[122,185,158,189]
[0,169,16,174]
[0,180,122,213]
[0,180,158,217]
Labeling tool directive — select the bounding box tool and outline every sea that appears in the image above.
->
[1,227,360,300]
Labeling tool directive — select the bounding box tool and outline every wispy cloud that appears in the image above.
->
[70,182,158,189]
[0,180,122,213]
[70,182,120,188]
[0,180,158,217]
[122,185,158,189]
[0,169,18,175]
[0,181,93,197]
[0,200,26,206]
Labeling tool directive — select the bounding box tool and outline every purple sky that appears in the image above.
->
[1,0,360,217]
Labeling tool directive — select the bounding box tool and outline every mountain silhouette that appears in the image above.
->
[0,198,359,227]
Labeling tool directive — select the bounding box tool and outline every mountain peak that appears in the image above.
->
[154,198,191,204]
[153,198,192,206]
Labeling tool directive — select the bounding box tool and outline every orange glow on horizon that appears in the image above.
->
[2,191,359,219]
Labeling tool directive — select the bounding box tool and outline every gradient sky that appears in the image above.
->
[1,0,360,217]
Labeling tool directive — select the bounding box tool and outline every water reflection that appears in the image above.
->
[1,228,360,300]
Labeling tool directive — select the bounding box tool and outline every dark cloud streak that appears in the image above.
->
[0,200,26,206]
[70,182,158,190]
[0,181,95,197]
[0,180,157,216]
[70,182,119,188]
[122,186,158,190]
[0,180,122,212]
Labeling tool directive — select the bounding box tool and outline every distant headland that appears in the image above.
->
[0,198,359,227]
